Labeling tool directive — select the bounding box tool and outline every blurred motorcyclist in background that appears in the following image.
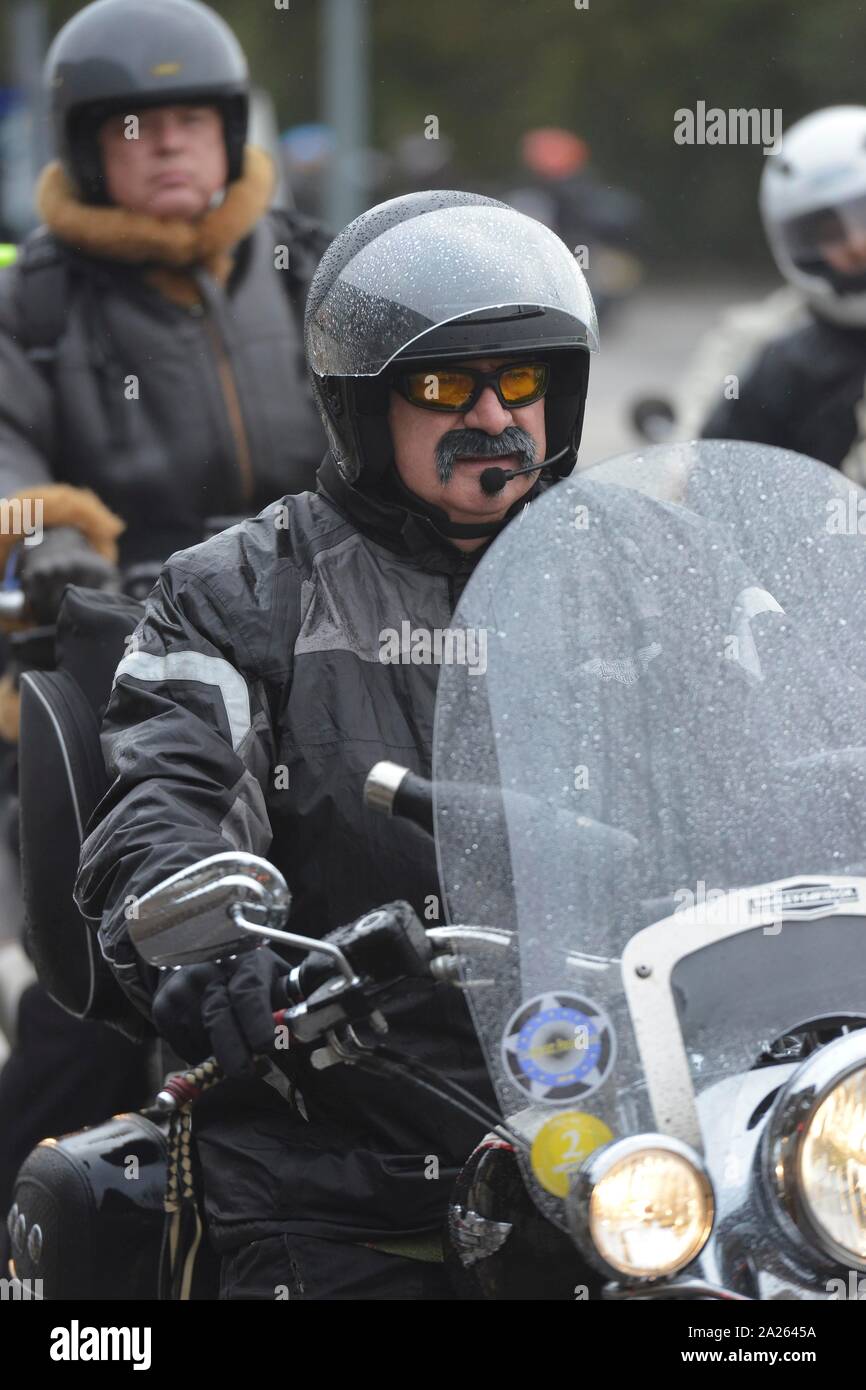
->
[670,285,806,442]
[279,124,335,222]
[700,106,866,481]
[0,0,329,1258]
[506,127,645,325]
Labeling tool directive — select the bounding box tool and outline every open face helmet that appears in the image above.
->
[44,0,249,204]
[304,189,598,486]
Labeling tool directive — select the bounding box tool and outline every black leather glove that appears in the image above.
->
[17,526,119,625]
[151,947,294,1080]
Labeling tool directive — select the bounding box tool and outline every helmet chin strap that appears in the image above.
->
[383,465,547,540]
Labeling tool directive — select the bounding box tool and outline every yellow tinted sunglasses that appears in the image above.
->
[393,361,549,412]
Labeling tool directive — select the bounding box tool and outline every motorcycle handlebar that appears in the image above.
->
[364,761,433,834]
[153,1019,288,1111]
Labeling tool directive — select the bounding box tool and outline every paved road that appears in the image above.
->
[577,277,772,468]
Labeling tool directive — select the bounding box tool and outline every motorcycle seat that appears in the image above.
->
[17,585,150,1035]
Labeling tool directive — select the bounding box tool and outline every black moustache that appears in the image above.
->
[435,426,537,483]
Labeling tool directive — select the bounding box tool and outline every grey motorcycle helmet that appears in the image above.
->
[304,190,599,487]
[44,0,249,204]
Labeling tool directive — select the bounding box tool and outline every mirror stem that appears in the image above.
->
[228,906,358,984]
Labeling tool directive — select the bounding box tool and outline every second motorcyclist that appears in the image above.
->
[699,106,866,480]
[0,0,329,645]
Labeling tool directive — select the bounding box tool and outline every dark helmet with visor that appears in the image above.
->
[304,190,598,487]
[43,0,249,204]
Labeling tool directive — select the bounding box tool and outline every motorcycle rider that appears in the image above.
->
[506,127,644,326]
[700,106,866,480]
[75,189,597,1300]
[0,0,328,1256]
[0,0,327,664]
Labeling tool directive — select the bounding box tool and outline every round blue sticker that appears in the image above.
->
[501,992,616,1104]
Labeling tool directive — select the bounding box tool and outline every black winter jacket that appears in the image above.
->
[0,209,328,567]
[700,312,866,471]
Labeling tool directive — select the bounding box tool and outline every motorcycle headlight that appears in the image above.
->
[768,1031,866,1268]
[568,1135,714,1280]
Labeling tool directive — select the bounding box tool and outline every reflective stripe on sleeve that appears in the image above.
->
[112,650,251,751]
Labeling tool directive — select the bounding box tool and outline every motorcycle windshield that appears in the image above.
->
[433,440,866,1226]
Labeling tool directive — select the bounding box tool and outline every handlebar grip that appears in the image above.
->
[364,761,433,835]
[155,1019,288,1109]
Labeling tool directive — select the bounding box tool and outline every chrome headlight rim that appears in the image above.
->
[566,1133,715,1283]
[766,1029,866,1272]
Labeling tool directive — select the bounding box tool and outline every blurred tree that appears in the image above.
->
[21,0,866,267]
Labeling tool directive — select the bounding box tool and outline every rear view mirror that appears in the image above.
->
[129,852,290,968]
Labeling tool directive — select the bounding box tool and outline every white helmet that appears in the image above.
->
[760,106,866,327]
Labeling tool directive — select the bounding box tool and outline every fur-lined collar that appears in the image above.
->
[35,144,275,305]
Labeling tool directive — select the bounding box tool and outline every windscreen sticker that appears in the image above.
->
[531,1111,615,1197]
[501,992,616,1104]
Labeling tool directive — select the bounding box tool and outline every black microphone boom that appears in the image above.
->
[479,443,570,495]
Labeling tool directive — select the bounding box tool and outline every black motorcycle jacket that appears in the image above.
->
[700,310,866,473]
[76,456,551,1250]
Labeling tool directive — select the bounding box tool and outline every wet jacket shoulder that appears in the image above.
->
[700,313,866,468]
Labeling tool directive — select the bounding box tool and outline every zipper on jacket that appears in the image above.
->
[200,310,256,505]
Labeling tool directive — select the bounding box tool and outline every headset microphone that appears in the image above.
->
[479,443,570,496]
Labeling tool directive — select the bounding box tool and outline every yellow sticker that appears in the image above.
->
[530,1111,614,1197]
[151,62,183,77]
